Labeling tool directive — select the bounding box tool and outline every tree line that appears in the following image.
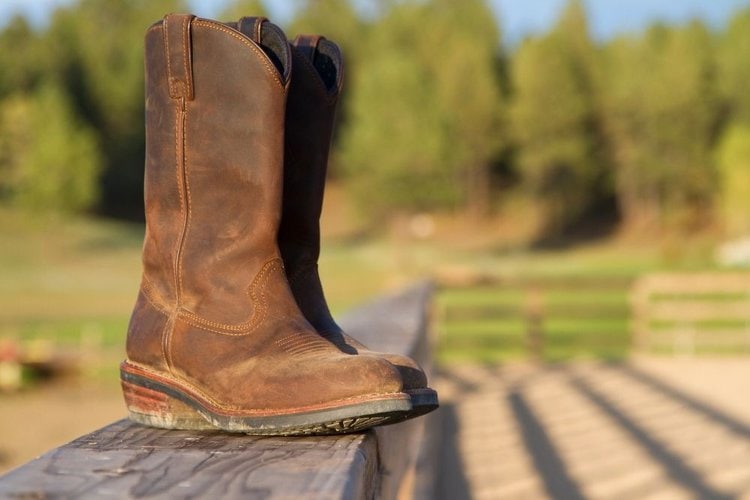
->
[1,0,749,241]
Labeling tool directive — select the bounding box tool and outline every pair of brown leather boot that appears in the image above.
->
[120,13,437,435]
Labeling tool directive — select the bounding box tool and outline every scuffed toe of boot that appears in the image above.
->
[339,352,405,395]
[363,351,438,418]
[379,352,427,390]
[329,330,439,419]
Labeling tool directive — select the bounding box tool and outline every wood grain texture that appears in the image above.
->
[0,283,434,500]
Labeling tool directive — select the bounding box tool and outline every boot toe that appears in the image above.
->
[337,353,404,395]
[338,332,428,391]
[378,353,428,391]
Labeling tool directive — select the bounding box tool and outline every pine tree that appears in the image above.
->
[602,21,720,232]
[510,0,606,235]
[339,0,505,219]
[717,8,750,125]
[716,123,750,237]
[0,82,102,213]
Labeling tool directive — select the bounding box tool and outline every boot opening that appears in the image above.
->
[313,39,342,92]
[227,19,291,82]
[259,22,291,81]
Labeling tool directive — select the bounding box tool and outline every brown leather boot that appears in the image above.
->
[269,32,438,417]
[121,13,412,436]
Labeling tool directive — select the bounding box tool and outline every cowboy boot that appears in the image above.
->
[121,13,412,435]
[265,31,438,417]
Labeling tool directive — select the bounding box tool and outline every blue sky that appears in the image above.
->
[2,0,750,42]
[492,0,750,41]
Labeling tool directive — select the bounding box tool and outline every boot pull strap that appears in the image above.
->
[238,16,267,44]
[293,34,324,63]
[163,13,195,101]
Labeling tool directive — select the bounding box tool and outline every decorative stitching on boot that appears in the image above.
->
[148,20,286,91]
[173,108,184,299]
[177,258,282,334]
[162,314,176,372]
[178,106,193,299]
[274,331,334,358]
[192,20,285,90]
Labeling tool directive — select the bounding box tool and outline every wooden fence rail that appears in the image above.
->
[632,272,750,355]
[439,271,750,360]
[0,283,436,499]
[437,277,632,360]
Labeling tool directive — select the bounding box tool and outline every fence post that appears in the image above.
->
[525,286,544,360]
[630,277,649,354]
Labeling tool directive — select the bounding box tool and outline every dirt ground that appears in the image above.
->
[0,378,125,475]
[436,357,750,499]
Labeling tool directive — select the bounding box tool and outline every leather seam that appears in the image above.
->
[173,108,184,299]
[162,315,175,372]
[166,98,186,373]
[179,107,192,300]
[192,20,285,90]
[176,258,281,335]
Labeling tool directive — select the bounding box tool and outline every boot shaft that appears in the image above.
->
[277,36,343,271]
[141,15,290,324]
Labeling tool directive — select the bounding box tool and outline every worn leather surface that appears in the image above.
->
[275,35,428,391]
[126,14,403,412]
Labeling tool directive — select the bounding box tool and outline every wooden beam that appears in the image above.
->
[0,283,435,499]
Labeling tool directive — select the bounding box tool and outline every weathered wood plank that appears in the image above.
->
[0,283,434,500]
[0,420,377,499]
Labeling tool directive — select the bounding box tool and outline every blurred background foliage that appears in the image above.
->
[0,0,748,244]
[2,0,750,373]
[3,0,750,475]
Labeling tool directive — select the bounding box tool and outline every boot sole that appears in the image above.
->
[394,388,439,422]
[120,361,412,436]
[406,388,439,417]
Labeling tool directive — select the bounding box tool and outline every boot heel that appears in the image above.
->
[121,379,215,430]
